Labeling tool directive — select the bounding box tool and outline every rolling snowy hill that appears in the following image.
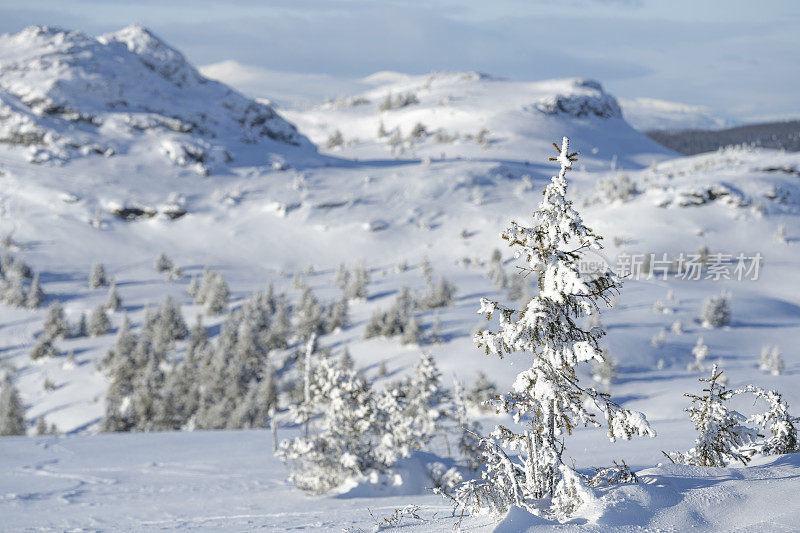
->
[1,24,799,532]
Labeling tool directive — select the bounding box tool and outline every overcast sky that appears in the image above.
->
[1,0,798,121]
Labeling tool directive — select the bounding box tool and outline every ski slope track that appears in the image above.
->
[0,24,799,531]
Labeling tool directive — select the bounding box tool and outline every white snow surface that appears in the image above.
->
[0,24,799,531]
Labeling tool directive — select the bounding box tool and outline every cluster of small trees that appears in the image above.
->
[102,289,285,432]
[100,271,361,433]
[30,297,115,360]
[666,365,797,466]
[154,252,183,281]
[0,253,44,309]
[189,269,230,315]
[364,274,455,345]
[278,351,481,495]
[377,91,419,112]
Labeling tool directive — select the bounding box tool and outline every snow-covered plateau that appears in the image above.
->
[0,25,799,531]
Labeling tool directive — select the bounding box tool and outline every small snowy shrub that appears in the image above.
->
[759,345,784,375]
[701,292,731,328]
[687,337,709,372]
[666,365,756,467]
[89,262,108,288]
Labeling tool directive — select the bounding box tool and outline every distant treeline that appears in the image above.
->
[647,121,800,155]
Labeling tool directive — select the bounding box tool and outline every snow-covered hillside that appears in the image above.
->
[281,72,673,169]
[1,24,799,532]
[0,25,317,174]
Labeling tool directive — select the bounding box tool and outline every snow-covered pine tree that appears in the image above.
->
[278,352,377,493]
[466,371,498,412]
[326,129,344,149]
[88,304,111,337]
[701,292,731,328]
[487,249,507,289]
[405,352,449,448]
[735,385,797,455]
[43,302,69,339]
[0,373,26,436]
[507,272,525,303]
[89,262,108,288]
[687,336,709,372]
[2,272,26,307]
[25,273,44,309]
[155,296,188,341]
[202,270,230,315]
[453,379,482,470]
[29,334,58,360]
[344,262,369,301]
[154,252,174,273]
[36,415,48,436]
[325,295,349,332]
[667,365,756,466]
[187,275,200,298]
[295,286,324,341]
[106,281,121,312]
[334,263,350,290]
[452,137,654,518]
[400,315,421,345]
[419,277,456,309]
[186,314,208,359]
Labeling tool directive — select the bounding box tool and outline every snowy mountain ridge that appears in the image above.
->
[281,70,673,169]
[0,25,315,173]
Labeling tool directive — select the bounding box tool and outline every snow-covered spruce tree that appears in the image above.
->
[419,276,456,309]
[155,296,188,341]
[454,379,483,471]
[334,263,350,290]
[278,356,380,494]
[701,292,731,328]
[344,262,369,301]
[735,385,797,455]
[451,138,654,519]
[106,281,121,312]
[154,252,173,273]
[406,352,450,446]
[25,273,44,309]
[666,365,756,467]
[2,271,26,307]
[295,286,325,342]
[466,371,498,412]
[29,334,58,360]
[198,270,230,315]
[326,129,344,149]
[0,372,26,436]
[88,304,111,337]
[89,262,108,288]
[325,295,349,332]
[43,302,69,339]
[487,250,508,289]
